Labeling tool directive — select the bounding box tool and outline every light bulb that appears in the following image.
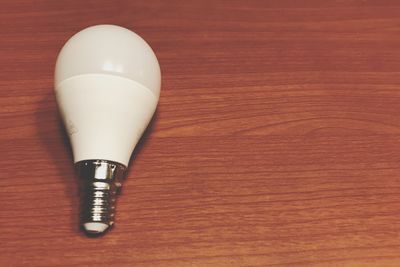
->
[54,25,161,236]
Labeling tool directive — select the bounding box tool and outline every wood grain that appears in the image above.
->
[1,0,400,266]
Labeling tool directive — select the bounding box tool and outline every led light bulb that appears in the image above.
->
[54,25,161,236]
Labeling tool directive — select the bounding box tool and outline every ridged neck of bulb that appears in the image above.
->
[76,160,126,236]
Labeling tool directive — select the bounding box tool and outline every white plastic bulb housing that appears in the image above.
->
[55,24,160,166]
[54,25,161,235]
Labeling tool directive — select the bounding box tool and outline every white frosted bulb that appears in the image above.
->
[55,25,161,236]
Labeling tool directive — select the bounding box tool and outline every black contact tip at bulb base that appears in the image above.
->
[76,160,126,237]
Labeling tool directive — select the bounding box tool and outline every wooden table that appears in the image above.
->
[1,1,400,266]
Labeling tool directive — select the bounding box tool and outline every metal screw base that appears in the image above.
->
[76,160,126,236]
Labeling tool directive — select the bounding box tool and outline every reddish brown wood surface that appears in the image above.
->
[1,1,400,266]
